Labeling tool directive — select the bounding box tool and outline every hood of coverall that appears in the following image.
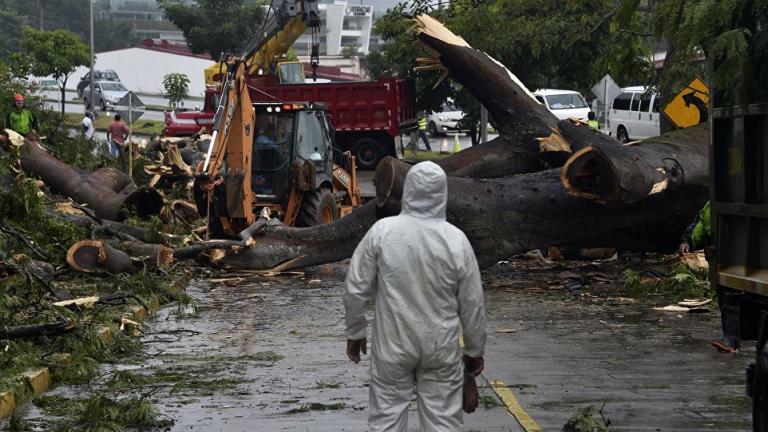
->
[400,161,447,220]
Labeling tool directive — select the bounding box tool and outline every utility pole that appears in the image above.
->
[89,0,95,112]
[36,0,43,30]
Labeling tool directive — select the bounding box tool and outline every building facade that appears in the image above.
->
[94,0,189,41]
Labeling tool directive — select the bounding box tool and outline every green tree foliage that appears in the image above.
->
[0,8,28,61]
[0,60,41,138]
[158,0,267,61]
[94,18,139,53]
[654,0,768,104]
[341,44,362,58]
[20,28,89,117]
[163,72,191,107]
[0,0,139,54]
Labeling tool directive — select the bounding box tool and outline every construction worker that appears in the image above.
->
[418,112,432,151]
[344,161,487,431]
[5,93,38,138]
[587,111,599,129]
[106,113,129,162]
[678,201,740,353]
[81,111,95,140]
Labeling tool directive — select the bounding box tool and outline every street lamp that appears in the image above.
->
[89,0,95,113]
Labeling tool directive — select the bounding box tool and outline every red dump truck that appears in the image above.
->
[164,76,416,169]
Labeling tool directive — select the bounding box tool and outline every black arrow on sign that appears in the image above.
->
[682,91,708,124]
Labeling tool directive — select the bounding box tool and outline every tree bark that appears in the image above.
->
[375,156,706,268]
[561,123,708,205]
[0,320,75,340]
[20,139,164,221]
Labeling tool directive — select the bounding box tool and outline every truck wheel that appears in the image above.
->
[297,187,339,227]
[353,138,382,170]
[617,126,629,143]
[83,97,90,109]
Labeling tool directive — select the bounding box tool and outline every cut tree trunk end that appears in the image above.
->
[561,124,708,205]
[66,240,137,274]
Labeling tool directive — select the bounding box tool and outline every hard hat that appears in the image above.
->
[13,93,24,102]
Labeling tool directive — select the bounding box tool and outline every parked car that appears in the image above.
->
[427,99,467,136]
[533,89,591,121]
[608,86,661,143]
[77,69,121,98]
[83,80,129,112]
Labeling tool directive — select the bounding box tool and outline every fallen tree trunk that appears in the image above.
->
[412,15,557,145]
[0,320,75,340]
[218,201,378,270]
[19,139,164,221]
[375,156,707,268]
[58,214,151,242]
[116,241,174,267]
[561,123,708,205]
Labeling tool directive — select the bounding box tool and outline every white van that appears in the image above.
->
[609,86,661,142]
[533,89,591,121]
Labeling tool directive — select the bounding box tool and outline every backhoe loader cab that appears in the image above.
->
[251,101,335,208]
[195,99,362,239]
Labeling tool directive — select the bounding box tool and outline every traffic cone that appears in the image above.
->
[452,134,462,153]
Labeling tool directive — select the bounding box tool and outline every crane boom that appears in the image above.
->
[203,0,321,85]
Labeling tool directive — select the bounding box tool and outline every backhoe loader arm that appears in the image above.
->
[204,0,321,85]
[199,58,257,225]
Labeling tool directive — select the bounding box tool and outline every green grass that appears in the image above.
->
[63,113,164,135]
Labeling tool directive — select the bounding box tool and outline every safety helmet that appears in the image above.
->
[13,93,24,103]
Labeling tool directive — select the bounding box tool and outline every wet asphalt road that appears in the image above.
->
[7,259,753,431]
[129,260,750,430]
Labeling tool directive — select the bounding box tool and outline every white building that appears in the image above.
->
[68,47,211,97]
[293,1,374,56]
[95,0,188,41]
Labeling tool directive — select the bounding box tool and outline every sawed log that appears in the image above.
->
[19,139,164,221]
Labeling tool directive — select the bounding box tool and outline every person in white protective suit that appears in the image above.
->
[344,161,487,432]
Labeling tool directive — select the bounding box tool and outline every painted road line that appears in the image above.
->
[491,379,543,432]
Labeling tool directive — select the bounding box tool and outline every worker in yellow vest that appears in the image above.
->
[5,94,38,138]
[418,112,432,151]
[587,111,599,130]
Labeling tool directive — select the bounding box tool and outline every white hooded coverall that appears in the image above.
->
[344,161,487,432]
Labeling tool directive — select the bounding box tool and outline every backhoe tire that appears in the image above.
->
[296,187,339,227]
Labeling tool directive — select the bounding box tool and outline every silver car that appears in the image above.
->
[82,81,128,112]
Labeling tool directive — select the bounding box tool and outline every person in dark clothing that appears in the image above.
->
[5,93,38,138]
[679,201,740,353]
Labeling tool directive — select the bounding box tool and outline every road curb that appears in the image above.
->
[0,296,160,420]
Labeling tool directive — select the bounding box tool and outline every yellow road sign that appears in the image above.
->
[663,78,710,129]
